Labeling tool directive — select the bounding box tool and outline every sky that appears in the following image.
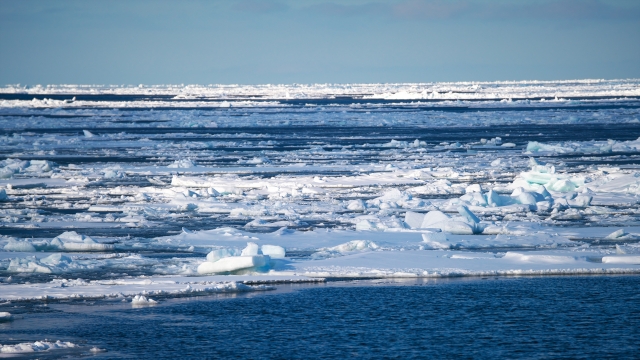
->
[0,0,639,85]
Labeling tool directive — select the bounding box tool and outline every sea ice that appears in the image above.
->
[601,256,640,264]
[3,238,36,252]
[241,242,261,256]
[131,295,157,306]
[0,340,76,354]
[197,255,270,274]
[50,231,114,251]
[0,312,12,322]
[261,244,286,259]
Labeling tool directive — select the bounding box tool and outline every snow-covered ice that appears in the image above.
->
[2,80,640,302]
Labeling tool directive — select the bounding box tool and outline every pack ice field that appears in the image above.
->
[1,79,640,318]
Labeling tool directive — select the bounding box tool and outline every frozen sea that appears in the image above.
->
[1,80,640,357]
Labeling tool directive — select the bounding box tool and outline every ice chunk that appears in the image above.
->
[347,199,367,211]
[241,242,261,256]
[206,248,241,262]
[536,186,552,199]
[487,189,502,207]
[40,253,72,266]
[355,220,378,231]
[245,157,271,164]
[261,245,286,259]
[460,192,488,207]
[421,232,449,249]
[103,169,123,179]
[601,256,640,264]
[83,130,95,138]
[0,189,7,201]
[457,205,480,224]
[568,195,592,208]
[168,159,197,168]
[131,295,157,306]
[378,188,411,202]
[518,192,539,206]
[549,179,577,192]
[0,312,12,322]
[420,211,451,228]
[0,340,76,353]
[50,231,114,251]
[4,239,36,252]
[328,240,379,252]
[503,252,576,264]
[444,221,475,235]
[465,184,483,194]
[197,255,270,274]
[605,229,628,240]
[526,141,573,154]
[24,160,54,173]
[404,211,426,229]
[7,257,52,273]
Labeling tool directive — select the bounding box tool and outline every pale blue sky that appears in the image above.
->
[1,0,639,85]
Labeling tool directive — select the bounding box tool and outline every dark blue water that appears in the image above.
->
[3,276,640,359]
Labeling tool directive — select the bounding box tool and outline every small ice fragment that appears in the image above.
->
[0,312,12,322]
[83,130,95,138]
[0,189,7,201]
[168,159,197,168]
[261,245,286,259]
[131,295,157,306]
[328,240,379,253]
[605,229,627,240]
[0,340,76,353]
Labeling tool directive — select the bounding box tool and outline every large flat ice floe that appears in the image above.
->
[1,80,640,302]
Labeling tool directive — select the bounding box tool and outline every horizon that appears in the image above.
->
[3,77,640,88]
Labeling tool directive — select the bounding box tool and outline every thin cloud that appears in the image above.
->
[391,0,469,20]
[232,0,288,14]
[303,0,640,21]
[307,2,384,17]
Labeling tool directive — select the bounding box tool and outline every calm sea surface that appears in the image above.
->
[2,276,640,359]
